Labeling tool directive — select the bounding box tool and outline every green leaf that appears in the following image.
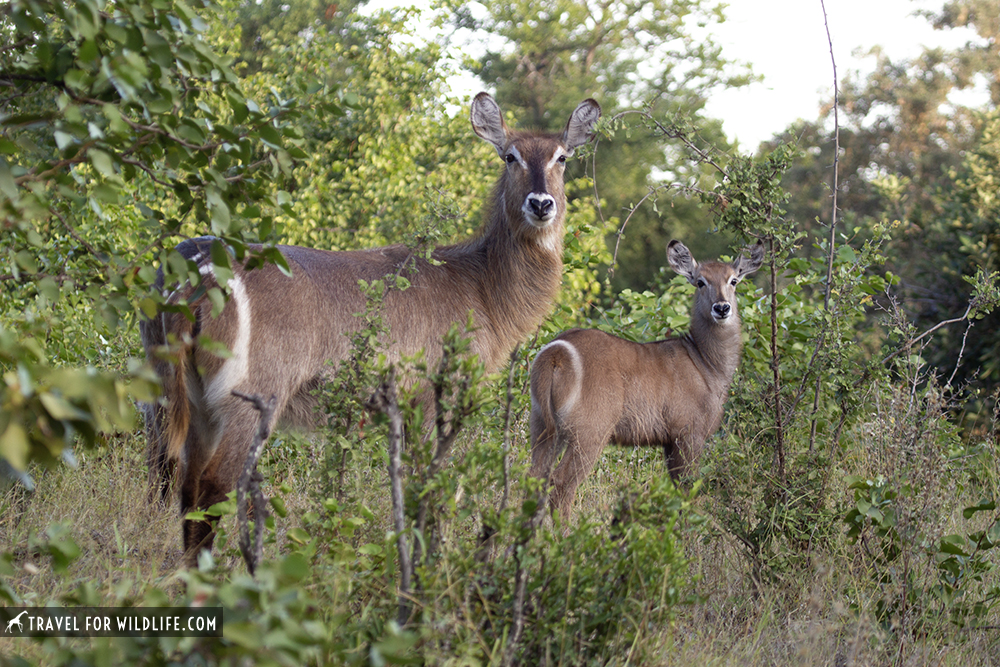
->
[358,543,382,556]
[0,157,17,199]
[176,121,207,145]
[207,286,226,318]
[39,392,89,421]
[209,239,234,285]
[88,148,115,177]
[270,496,287,518]
[144,31,173,67]
[963,499,996,520]
[279,552,309,582]
[837,245,857,263]
[0,423,30,471]
[286,527,311,545]
[46,529,81,572]
[223,621,263,649]
[54,131,76,150]
[206,188,232,234]
[939,535,970,557]
[92,182,120,202]
[147,98,173,114]
[258,124,282,147]
[36,277,60,302]
[14,250,38,273]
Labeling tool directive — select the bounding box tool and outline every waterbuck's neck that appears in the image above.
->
[438,177,564,356]
[685,313,745,382]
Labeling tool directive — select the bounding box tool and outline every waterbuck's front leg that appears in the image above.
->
[180,396,275,566]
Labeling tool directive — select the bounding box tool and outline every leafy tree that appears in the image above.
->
[924,0,1000,105]
[766,2,1000,402]
[267,18,492,252]
[230,0,367,76]
[0,0,312,476]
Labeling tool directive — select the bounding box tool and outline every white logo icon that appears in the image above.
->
[6,610,29,633]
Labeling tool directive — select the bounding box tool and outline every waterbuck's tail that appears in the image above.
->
[528,338,583,481]
[141,309,193,503]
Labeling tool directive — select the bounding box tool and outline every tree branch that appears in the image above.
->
[231,391,276,576]
[365,367,412,626]
[810,0,841,452]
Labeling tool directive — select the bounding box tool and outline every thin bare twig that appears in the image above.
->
[768,237,786,482]
[599,108,721,278]
[610,109,727,174]
[810,0,841,453]
[502,424,569,667]
[608,181,708,277]
[946,318,975,389]
[0,38,32,53]
[880,303,974,368]
[819,0,840,311]
[231,391,276,576]
[365,368,412,626]
[53,210,109,268]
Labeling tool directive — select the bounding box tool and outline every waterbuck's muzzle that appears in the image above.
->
[523,193,557,226]
[712,302,732,321]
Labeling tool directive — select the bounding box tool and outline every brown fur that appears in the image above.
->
[142,93,601,565]
[529,240,764,519]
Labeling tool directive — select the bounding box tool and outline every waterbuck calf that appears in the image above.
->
[529,239,764,519]
[143,93,601,564]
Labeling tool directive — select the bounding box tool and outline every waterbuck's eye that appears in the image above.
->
[730,278,739,286]
[696,279,706,288]
[505,153,517,164]
[557,154,567,164]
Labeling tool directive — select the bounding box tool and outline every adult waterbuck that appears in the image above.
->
[529,239,764,519]
[143,92,601,564]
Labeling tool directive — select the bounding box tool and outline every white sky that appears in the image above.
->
[706,0,985,148]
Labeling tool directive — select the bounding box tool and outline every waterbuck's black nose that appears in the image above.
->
[528,196,554,219]
[713,303,731,318]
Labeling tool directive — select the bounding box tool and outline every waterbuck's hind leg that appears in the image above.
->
[548,430,607,522]
[528,412,559,481]
[664,431,704,481]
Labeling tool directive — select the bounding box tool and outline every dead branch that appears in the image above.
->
[231,391,276,576]
[810,0,841,452]
[365,367,412,627]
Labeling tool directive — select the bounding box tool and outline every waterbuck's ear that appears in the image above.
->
[732,241,765,279]
[562,98,602,154]
[666,240,698,284]
[471,92,509,157]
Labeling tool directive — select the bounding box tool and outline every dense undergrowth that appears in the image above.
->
[1,354,998,666]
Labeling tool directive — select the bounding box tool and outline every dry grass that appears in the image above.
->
[655,539,999,667]
[1,435,181,598]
